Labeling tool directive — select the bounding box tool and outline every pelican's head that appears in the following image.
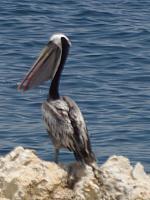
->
[18,33,71,91]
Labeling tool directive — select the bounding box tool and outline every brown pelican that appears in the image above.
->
[18,33,96,165]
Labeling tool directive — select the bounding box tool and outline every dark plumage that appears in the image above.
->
[42,96,95,164]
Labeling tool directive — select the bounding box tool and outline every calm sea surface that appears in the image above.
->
[0,0,150,171]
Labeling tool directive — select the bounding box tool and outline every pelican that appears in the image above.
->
[18,33,96,165]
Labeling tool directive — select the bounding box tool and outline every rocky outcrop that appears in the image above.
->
[0,147,150,200]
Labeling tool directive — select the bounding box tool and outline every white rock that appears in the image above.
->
[0,147,150,200]
[100,156,150,200]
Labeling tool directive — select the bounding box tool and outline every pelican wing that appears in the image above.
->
[63,96,95,163]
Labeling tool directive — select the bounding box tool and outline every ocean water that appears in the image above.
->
[0,0,150,171]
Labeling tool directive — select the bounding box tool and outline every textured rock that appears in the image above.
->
[0,147,150,200]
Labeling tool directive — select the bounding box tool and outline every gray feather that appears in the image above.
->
[41,96,95,164]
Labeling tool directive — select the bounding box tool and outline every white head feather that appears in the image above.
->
[50,33,71,48]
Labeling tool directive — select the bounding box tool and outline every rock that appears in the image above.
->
[100,156,150,200]
[0,147,149,200]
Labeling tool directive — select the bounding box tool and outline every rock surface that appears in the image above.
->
[0,147,150,200]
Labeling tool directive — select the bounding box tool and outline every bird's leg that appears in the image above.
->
[54,148,59,163]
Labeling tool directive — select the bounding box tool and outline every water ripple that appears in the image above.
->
[0,0,150,171]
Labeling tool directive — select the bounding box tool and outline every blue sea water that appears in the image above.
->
[0,0,150,171]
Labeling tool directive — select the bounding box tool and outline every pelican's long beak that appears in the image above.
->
[18,41,61,91]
